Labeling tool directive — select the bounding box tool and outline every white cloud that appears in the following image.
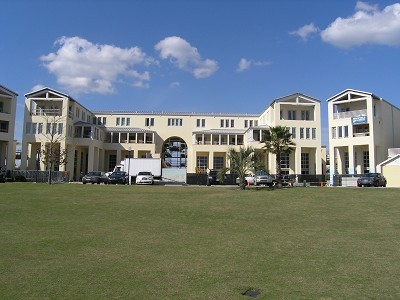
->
[30,84,45,92]
[41,36,156,94]
[170,81,180,88]
[321,2,400,48]
[290,23,319,41]
[155,36,218,78]
[236,58,271,72]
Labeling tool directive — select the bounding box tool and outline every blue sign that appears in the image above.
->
[352,116,368,125]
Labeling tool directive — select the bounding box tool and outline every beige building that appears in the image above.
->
[328,89,400,184]
[0,85,17,169]
[21,88,324,181]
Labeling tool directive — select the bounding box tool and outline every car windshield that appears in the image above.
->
[363,173,379,178]
[255,171,268,176]
[138,172,151,175]
[112,172,125,176]
[87,172,100,176]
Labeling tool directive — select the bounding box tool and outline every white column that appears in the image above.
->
[348,145,355,175]
[88,146,94,171]
[295,146,302,175]
[315,147,322,175]
[369,144,376,173]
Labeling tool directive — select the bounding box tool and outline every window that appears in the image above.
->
[0,101,3,113]
[312,128,316,139]
[76,108,80,118]
[363,151,369,173]
[254,120,258,126]
[82,111,86,121]
[221,119,234,128]
[281,153,290,169]
[25,122,31,134]
[102,117,107,125]
[145,118,154,127]
[197,119,205,127]
[301,153,309,174]
[288,110,296,120]
[301,110,310,120]
[121,118,125,126]
[291,127,296,139]
[300,128,304,139]
[126,118,130,126]
[213,157,224,170]
[87,115,91,124]
[249,120,253,127]
[58,123,63,135]
[344,126,349,138]
[46,123,51,134]
[197,156,208,171]
[168,118,182,126]
[338,126,343,138]
[38,123,43,134]
[32,123,37,134]
[306,128,310,139]
[344,152,349,174]
[116,117,120,126]
[244,120,248,128]
[280,110,284,120]
[332,127,337,139]
[109,154,117,172]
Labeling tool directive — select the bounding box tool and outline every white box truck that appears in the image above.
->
[113,158,162,184]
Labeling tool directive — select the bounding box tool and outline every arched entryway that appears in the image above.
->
[161,137,188,183]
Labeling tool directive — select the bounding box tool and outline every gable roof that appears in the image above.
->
[326,89,380,102]
[24,87,74,100]
[0,84,18,96]
[266,93,320,110]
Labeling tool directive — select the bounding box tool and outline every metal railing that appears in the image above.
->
[333,109,367,119]
[32,108,62,116]
[7,170,69,183]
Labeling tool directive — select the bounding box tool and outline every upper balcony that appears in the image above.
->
[31,108,62,117]
[333,109,367,120]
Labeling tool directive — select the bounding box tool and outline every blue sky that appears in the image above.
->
[2,0,400,147]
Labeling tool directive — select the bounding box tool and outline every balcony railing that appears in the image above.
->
[333,109,367,119]
[32,108,62,116]
[353,132,370,137]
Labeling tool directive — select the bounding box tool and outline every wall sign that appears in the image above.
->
[352,116,368,125]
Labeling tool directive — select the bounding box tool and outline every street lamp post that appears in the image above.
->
[128,146,131,185]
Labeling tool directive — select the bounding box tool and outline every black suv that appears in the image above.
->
[207,170,219,186]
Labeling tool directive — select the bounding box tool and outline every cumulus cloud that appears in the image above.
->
[30,84,45,92]
[170,81,180,88]
[236,58,271,72]
[41,36,156,94]
[290,23,319,41]
[321,2,400,48]
[155,36,218,78]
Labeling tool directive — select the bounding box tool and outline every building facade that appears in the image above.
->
[328,89,400,183]
[0,85,17,170]
[21,87,324,181]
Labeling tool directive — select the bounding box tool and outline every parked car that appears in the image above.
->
[136,171,154,185]
[254,171,275,187]
[236,174,255,186]
[207,170,220,185]
[357,173,387,187]
[82,171,109,184]
[107,171,128,184]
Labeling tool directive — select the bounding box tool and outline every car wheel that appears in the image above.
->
[83,182,86,184]
[357,184,362,187]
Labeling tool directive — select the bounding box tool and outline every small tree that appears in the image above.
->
[39,103,68,184]
[226,146,255,190]
[262,126,295,187]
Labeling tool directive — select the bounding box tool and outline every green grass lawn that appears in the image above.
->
[1,183,399,299]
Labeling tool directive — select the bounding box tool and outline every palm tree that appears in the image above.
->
[262,126,295,186]
[227,146,255,190]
